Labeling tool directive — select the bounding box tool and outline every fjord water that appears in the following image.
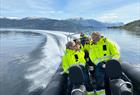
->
[0,29,67,95]
[0,29,140,95]
[0,31,46,95]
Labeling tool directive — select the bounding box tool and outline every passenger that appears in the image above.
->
[80,32,88,46]
[82,37,96,78]
[73,38,83,50]
[62,41,86,73]
[89,32,120,65]
[74,37,95,80]
[73,37,91,52]
[62,41,88,94]
[89,32,120,94]
[73,38,97,91]
[73,38,94,67]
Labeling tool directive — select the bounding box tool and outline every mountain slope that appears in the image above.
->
[0,17,124,31]
[66,18,106,28]
[121,20,140,32]
[0,17,84,31]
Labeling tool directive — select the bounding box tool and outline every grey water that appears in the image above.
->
[0,29,140,95]
[0,31,47,95]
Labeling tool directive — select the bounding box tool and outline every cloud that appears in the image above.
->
[0,16,21,19]
[64,0,138,13]
[1,0,139,22]
[96,2,140,23]
[97,13,119,22]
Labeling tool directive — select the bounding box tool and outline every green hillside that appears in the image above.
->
[122,20,140,32]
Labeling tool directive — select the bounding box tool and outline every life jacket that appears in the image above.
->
[89,37,120,65]
[62,49,86,73]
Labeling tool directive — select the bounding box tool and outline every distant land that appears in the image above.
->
[0,17,123,32]
[121,20,140,32]
[110,20,140,32]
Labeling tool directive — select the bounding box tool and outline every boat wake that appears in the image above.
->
[23,30,68,94]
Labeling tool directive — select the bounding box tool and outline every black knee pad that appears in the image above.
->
[69,65,84,85]
[106,59,122,79]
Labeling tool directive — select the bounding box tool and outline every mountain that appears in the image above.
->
[66,18,106,28]
[66,18,124,28]
[0,17,124,32]
[103,22,124,27]
[121,20,140,32]
[0,17,84,32]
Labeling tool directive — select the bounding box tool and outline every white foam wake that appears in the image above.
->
[24,30,68,92]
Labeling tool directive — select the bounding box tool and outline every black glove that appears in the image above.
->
[97,61,106,68]
[84,50,89,59]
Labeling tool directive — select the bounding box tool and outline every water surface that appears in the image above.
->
[0,31,46,95]
[0,29,140,95]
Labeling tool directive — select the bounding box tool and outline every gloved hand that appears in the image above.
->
[97,61,106,68]
[89,66,94,71]
[85,58,89,62]
[102,64,106,68]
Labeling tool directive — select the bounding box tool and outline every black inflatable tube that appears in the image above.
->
[121,63,140,91]
[41,63,140,95]
[41,67,67,95]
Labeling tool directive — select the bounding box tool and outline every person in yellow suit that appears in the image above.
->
[62,41,86,73]
[89,32,120,95]
[62,41,89,95]
[80,37,91,51]
[89,32,120,65]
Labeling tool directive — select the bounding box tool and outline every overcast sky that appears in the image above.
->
[1,0,140,23]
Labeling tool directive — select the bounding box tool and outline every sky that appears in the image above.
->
[0,0,140,23]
